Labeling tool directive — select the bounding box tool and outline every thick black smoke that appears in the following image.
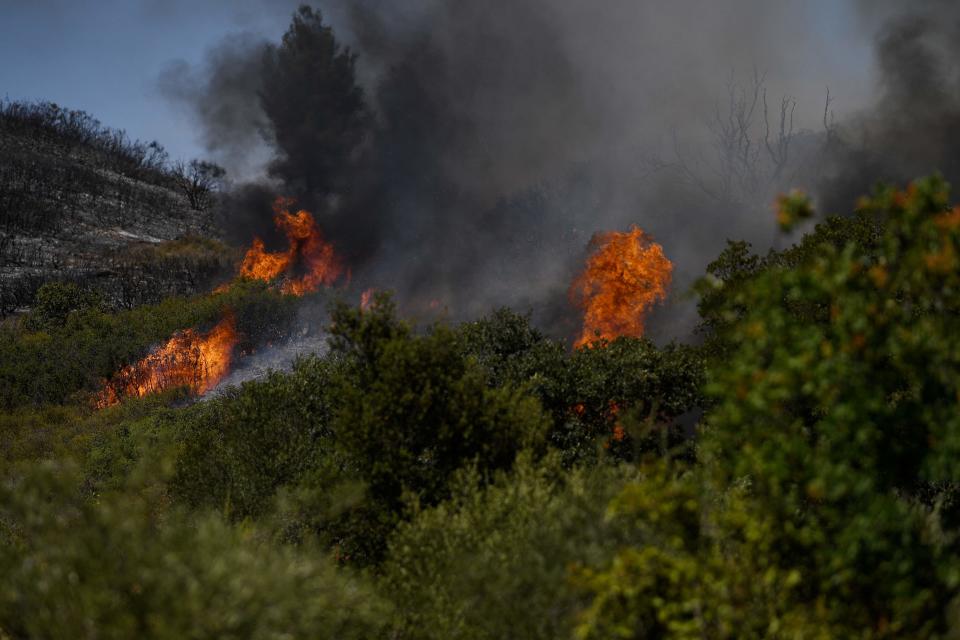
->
[166,1,936,341]
[337,1,608,331]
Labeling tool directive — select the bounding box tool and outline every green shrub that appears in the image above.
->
[576,177,960,638]
[457,308,705,464]
[326,294,549,563]
[0,390,191,488]
[572,462,712,640]
[381,454,636,640]
[697,177,960,633]
[24,281,104,331]
[0,462,388,639]
[171,356,339,520]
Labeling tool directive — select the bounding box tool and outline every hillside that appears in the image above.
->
[0,101,235,314]
[4,176,960,638]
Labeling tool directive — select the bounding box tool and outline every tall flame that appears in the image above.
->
[570,225,672,348]
[96,314,239,408]
[239,197,343,295]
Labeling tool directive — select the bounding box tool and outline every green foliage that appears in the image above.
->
[775,188,814,232]
[696,208,885,357]
[24,281,103,331]
[572,463,708,640]
[572,462,839,639]
[457,308,705,463]
[1,390,186,480]
[577,176,960,638]
[171,356,339,520]
[560,340,702,458]
[456,307,559,388]
[0,462,388,639]
[698,176,960,633]
[381,455,635,640]
[327,294,549,563]
[165,300,700,567]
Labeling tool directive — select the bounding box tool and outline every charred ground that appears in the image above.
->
[0,100,235,315]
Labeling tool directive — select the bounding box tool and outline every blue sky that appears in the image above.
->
[0,0,873,164]
[0,0,299,161]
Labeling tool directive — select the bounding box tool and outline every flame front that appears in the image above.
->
[570,225,672,348]
[96,314,239,408]
[239,197,343,295]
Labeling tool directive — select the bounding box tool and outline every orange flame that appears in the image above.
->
[96,314,238,408]
[570,225,672,348]
[609,402,626,442]
[239,197,343,295]
[360,287,376,310]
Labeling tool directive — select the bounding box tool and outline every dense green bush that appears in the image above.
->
[382,454,636,640]
[96,294,703,568]
[572,461,714,639]
[326,294,549,563]
[23,281,104,331]
[1,390,185,482]
[171,356,340,520]
[695,203,885,358]
[575,177,960,638]
[0,462,388,639]
[458,308,704,463]
[456,307,561,389]
[699,177,960,633]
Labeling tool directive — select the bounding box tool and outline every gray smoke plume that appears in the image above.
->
[159,32,272,180]
[163,1,895,343]
[817,1,960,214]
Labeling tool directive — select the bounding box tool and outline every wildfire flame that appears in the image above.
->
[360,287,376,310]
[95,314,239,408]
[570,225,672,348]
[239,197,343,295]
[96,197,346,408]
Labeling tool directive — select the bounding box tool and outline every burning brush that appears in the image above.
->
[97,197,348,408]
[95,314,239,408]
[239,196,344,295]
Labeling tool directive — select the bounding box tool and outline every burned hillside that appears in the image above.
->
[0,100,234,314]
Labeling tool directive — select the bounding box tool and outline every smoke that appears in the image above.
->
[211,329,329,395]
[163,1,890,342]
[159,32,272,180]
[817,1,960,214]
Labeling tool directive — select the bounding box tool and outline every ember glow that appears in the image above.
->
[570,225,672,348]
[239,197,343,295]
[360,287,376,310]
[96,314,239,408]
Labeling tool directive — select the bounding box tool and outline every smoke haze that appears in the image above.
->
[161,0,951,342]
[817,1,960,214]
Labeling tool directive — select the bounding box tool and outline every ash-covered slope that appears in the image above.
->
[0,101,235,314]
